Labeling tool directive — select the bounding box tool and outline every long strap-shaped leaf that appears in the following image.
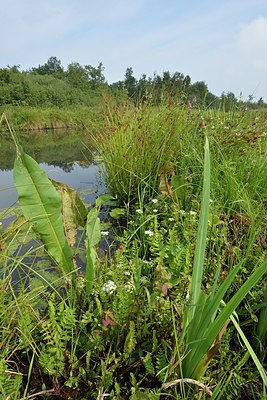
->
[85,207,101,295]
[188,257,267,378]
[189,136,210,318]
[14,152,74,273]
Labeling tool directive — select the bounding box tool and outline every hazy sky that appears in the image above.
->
[1,0,267,100]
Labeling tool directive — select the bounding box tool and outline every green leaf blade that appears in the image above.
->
[85,207,101,295]
[13,153,74,273]
[190,137,210,315]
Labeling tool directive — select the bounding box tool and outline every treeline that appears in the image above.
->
[0,56,266,110]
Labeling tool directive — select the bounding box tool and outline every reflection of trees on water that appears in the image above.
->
[46,161,92,172]
[0,131,95,171]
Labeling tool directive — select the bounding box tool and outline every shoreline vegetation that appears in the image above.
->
[1,56,267,133]
[0,57,267,399]
[0,105,105,132]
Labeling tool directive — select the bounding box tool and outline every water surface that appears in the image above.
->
[0,129,105,216]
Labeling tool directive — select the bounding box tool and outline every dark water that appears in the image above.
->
[0,130,106,217]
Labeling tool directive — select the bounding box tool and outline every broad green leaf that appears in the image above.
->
[13,152,74,273]
[95,194,115,207]
[86,207,101,248]
[109,208,125,219]
[52,180,88,248]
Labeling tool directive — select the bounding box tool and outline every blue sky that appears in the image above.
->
[1,0,267,100]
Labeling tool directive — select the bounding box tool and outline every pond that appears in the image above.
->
[0,129,106,222]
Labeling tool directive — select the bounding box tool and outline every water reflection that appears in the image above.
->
[0,129,105,212]
[0,129,95,171]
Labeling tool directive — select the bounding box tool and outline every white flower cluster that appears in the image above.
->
[101,231,109,236]
[136,209,143,214]
[152,199,158,203]
[189,210,197,216]
[102,280,117,295]
[179,210,197,216]
[145,230,154,237]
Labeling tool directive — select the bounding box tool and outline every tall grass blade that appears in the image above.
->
[188,257,267,378]
[230,312,267,388]
[257,291,267,344]
[190,136,210,316]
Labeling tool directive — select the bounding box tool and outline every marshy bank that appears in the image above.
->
[0,103,267,399]
[0,105,105,131]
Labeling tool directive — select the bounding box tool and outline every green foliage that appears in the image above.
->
[85,206,101,295]
[13,146,74,273]
[123,321,137,360]
[0,359,22,400]
[0,102,267,399]
[39,296,76,376]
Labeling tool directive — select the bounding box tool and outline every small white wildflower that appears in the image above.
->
[211,125,215,129]
[102,280,117,295]
[125,282,134,293]
[124,271,131,276]
[168,217,174,221]
[145,230,154,237]
[152,199,158,203]
[101,231,109,236]
[189,211,197,216]
[153,209,158,213]
[136,209,143,214]
[64,277,72,286]
[180,210,186,215]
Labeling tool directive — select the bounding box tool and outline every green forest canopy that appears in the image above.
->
[0,56,265,109]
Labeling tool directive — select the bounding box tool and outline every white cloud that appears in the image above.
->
[237,17,267,69]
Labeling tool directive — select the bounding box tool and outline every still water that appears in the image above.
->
[0,130,106,217]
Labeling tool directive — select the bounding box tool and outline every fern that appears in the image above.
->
[156,349,169,382]
[123,321,137,360]
[39,296,76,377]
[149,215,163,260]
[0,359,22,400]
[142,352,155,376]
[17,304,38,351]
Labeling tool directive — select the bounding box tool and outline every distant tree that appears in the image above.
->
[257,97,266,108]
[7,65,20,73]
[85,62,106,89]
[110,80,124,91]
[221,91,237,111]
[66,62,88,88]
[189,81,209,105]
[182,75,191,92]
[32,56,64,76]
[124,67,137,99]
[136,74,151,103]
